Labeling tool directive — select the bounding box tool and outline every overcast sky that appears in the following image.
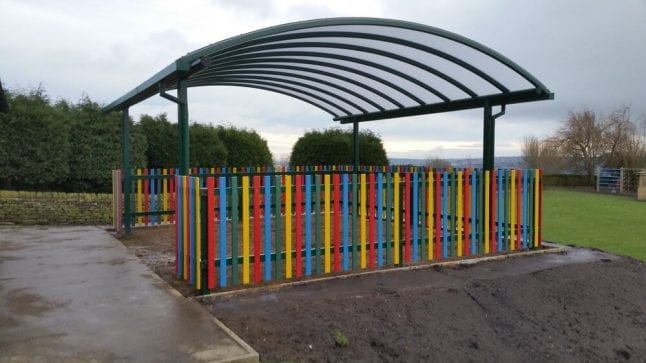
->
[1,0,645,160]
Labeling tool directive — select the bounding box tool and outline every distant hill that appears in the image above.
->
[389,156,525,169]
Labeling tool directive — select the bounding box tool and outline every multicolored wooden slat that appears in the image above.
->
[166,167,543,291]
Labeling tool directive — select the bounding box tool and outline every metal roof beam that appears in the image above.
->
[195,62,404,108]
[336,89,553,123]
[212,38,481,96]
[190,81,340,117]
[209,69,385,111]
[205,51,432,105]
[230,31,511,92]
[201,75,368,113]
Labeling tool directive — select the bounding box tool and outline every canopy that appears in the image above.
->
[104,17,552,124]
[105,17,554,236]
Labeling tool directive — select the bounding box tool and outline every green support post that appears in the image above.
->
[483,103,505,171]
[353,120,359,171]
[177,78,189,175]
[483,103,495,171]
[122,107,132,237]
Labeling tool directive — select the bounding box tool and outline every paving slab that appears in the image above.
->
[0,226,258,363]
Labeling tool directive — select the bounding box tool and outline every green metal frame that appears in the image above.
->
[104,17,554,235]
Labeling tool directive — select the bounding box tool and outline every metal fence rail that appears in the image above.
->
[597,168,646,195]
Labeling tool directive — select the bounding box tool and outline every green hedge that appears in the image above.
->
[543,174,592,187]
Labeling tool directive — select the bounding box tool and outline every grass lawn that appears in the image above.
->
[543,188,646,261]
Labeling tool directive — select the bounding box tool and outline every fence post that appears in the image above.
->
[121,108,132,237]
[595,167,600,192]
[200,186,209,294]
[112,169,124,236]
[619,168,624,194]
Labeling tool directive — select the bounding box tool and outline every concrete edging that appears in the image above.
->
[196,243,569,301]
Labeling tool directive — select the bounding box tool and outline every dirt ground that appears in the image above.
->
[121,225,646,362]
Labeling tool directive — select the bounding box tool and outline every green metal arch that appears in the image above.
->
[207,34,486,95]
[207,74,368,114]
[182,17,548,92]
[194,52,429,105]
[203,60,406,108]
[189,81,340,117]
[205,63,402,108]
[205,69,386,111]
[104,17,552,113]
[204,44,460,100]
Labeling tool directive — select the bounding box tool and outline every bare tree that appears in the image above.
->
[521,136,565,173]
[555,109,606,183]
[521,136,540,168]
[524,106,646,183]
[603,106,636,167]
[423,155,452,169]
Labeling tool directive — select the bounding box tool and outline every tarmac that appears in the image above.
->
[0,226,258,363]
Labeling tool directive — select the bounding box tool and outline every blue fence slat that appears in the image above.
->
[177,176,183,278]
[442,171,448,259]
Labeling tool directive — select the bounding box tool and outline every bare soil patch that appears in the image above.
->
[121,226,646,362]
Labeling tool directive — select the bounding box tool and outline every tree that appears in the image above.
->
[189,123,227,167]
[137,114,178,168]
[65,97,147,192]
[216,125,273,167]
[602,106,646,168]
[530,106,646,184]
[521,136,565,173]
[290,128,388,166]
[423,156,452,169]
[555,109,606,183]
[358,129,389,166]
[0,87,70,190]
[0,79,8,113]
[290,129,351,166]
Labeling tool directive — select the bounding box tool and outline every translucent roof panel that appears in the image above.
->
[104,17,553,123]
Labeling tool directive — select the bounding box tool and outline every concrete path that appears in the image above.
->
[0,226,258,362]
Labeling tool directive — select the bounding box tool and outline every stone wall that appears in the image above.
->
[0,191,113,225]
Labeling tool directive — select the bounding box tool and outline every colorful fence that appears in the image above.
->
[174,168,543,292]
[114,165,429,232]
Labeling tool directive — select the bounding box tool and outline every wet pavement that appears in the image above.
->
[0,226,258,362]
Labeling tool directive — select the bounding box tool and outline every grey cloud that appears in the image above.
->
[210,0,275,18]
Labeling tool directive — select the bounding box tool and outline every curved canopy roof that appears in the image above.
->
[104,17,552,123]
